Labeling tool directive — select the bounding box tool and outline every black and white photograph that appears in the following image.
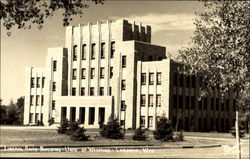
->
[0,0,249,158]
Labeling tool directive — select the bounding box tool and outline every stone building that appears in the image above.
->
[23,19,236,132]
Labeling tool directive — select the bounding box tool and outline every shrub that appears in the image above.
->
[36,120,44,126]
[174,130,184,141]
[48,118,54,126]
[153,116,173,141]
[100,117,124,139]
[71,127,89,141]
[132,128,148,141]
[58,119,69,134]
[66,121,79,135]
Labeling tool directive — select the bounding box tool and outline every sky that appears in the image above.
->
[0,1,205,105]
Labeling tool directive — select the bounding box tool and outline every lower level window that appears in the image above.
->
[140,116,145,127]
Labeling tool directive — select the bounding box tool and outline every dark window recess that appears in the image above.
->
[109,87,112,96]
[204,97,207,110]
[72,69,77,80]
[216,98,219,110]
[53,82,56,91]
[110,67,113,78]
[72,88,76,96]
[91,68,95,79]
[99,87,104,96]
[111,42,115,58]
[90,87,95,96]
[157,73,162,85]
[226,99,229,111]
[91,43,96,59]
[186,96,190,109]
[81,87,85,96]
[100,67,105,79]
[73,45,77,61]
[173,95,177,108]
[141,95,146,107]
[101,43,105,59]
[121,80,126,90]
[148,56,153,61]
[121,101,126,111]
[174,73,178,86]
[179,74,183,87]
[31,78,35,88]
[149,73,154,85]
[186,75,190,87]
[53,61,57,71]
[37,77,40,88]
[211,98,214,110]
[82,44,86,60]
[81,68,86,79]
[141,73,146,85]
[122,56,126,68]
[42,77,45,88]
[191,96,195,109]
[52,100,55,110]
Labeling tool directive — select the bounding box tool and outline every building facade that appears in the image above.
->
[24,19,236,132]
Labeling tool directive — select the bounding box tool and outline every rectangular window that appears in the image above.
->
[140,116,145,127]
[148,116,153,127]
[204,97,207,110]
[73,45,77,61]
[29,113,34,123]
[173,95,177,108]
[42,77,45,88]
[157,73,162,85]
[30,95,34,106]
[82,44,86,60]
[37,77,40,88]
[121,80,126,90]
[90,87,94,96]
[91,68,95,79]
[191,96,195,109]
[52,100,55,110]
[141,73,146,85]
[141,95,146,107]
[72,69,77,80]
[149,73,154,85]
[41,95,44,106]
[148,95,153,107]
[53,61,57,71]
[99,87,104,96]
[122,56,126,68]
[186,75,190,87]
[80,87,85,96]
[111,42,115,58]
[53,82,56,91]
[100,67,105,79]
[36,95,40,106]
[31,78,35,88]
[72,88,76,96]
[121,101,126,111]
[109,87,112,96]
[216,98,219,110]
[81,68,86,79]
[226,99,229,111]
[91,43,96,59]
[211,98,214,110]
[101,43,105,59]
[156,95,161,107]
[110,67,113,78]
[174,72,178,86]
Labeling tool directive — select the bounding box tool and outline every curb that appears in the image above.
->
[0,144,221,151]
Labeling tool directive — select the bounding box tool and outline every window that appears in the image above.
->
[174,73,178,86]
[40,113,43,122]
[191,96,195,109]
[211,98,214,110]
[109,87,112,96]
[120,120,125,125]
[37,77,40,88]
[53,82,56,91]
[53,61,57,71]
[148,95,153,107]
[141,73,146,85]
[179,74,183,87]
[81,68,86,79]
[148,116,153,127]
[156,95,161,107]
[141,95,146,107]
[42,77,45,88]
[149,73,154,85]
[111,42,115,58]
[90,87,95,96]
[110,67,113,78]
[81,87,85,96]
[157,73,162,85]
[99,87,104,96]
[91,68,95,79]
[52,100,55,110]
[82,44,86,60]
[186,96,190,109]
[31,78,35,88]
[72,69,77,80]
[36,95,40,106]
[91,43,96,59]
[204,97,207,110]
[140,116,145,127]
[73,45,77,61]
[122,56,126,68]
[72,88,76,96]
[121,101,126,111]
[30,95,34,106]
[100,67,105,79]
[101,43,105,59]
[173,95,177,108]
[186,75,190,87]
[29,113,33,123]
[191,75,196,88]
[216,98,219,110]
[41,95,44,106]
[226,99,229,111]
[121,80,126,90]
[149,56,153,61]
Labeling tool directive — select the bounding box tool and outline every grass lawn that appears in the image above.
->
[0,128,219,147]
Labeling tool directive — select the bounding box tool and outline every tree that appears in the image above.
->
[178,1,250,158]
[70,127,89,141]
[0,0,104,35]
[58,118,69,134]
[100,117,124,139]
[153,116,173,141]
[16,96,25,125]
[132,128,148,141]
[66,120,79,135]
